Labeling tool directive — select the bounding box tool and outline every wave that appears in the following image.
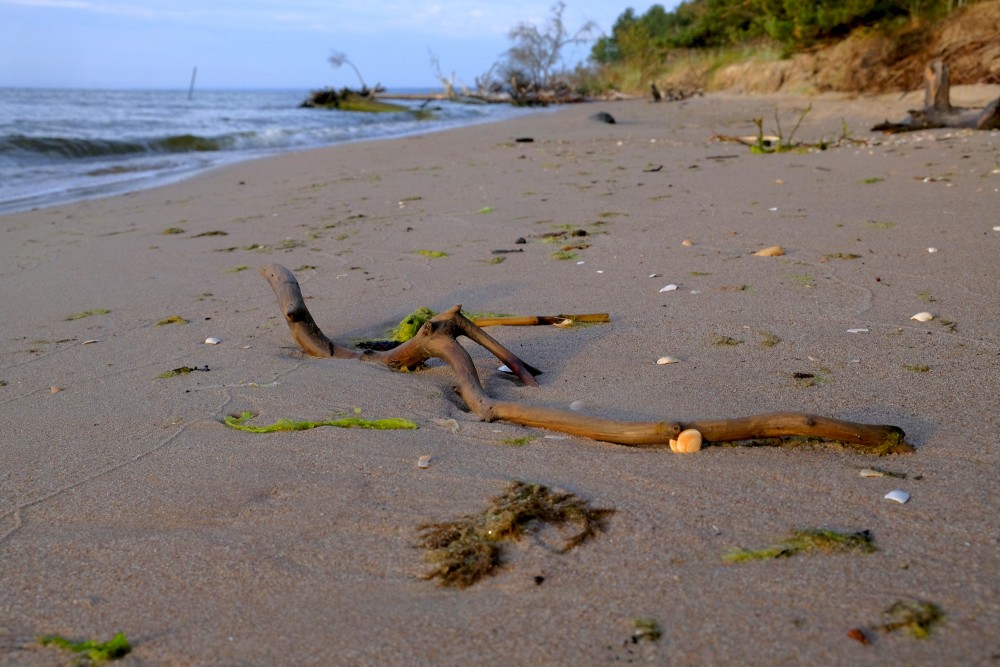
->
[0,132,253,161]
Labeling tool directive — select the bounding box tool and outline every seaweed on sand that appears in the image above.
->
[38,632,130,664]
[224,410,417,432]
[417,481,614,587]
[724,528,876,563]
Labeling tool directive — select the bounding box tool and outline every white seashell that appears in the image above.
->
[417,455,431,469]
[753,245,784,257]
[656,356,680,365]
[576,261,585,265]
[569,400,585,411]
[544,434,568,440]
[847,328,869,333]
[910,312,933,322]
[596,270,604,274]
[673,429,702,453]
[927,247,937,253]
[681,239,694,247]
[884,489,910,504]
[82,339,100,345]
[649,273,660,278]
[204,337,222,345]
[659,284,678,292]
[497,364,513,373]
[859,468,885,478]
[993,226,1000,231]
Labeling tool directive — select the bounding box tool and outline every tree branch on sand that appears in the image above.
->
[258,263,912,455]
[872,60,1000,133]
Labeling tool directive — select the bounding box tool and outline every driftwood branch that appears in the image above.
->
[259,263,912,455]
[872,60,1000,133]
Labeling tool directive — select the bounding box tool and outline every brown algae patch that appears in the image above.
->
[417,481,613,587]
[724,528,876,563]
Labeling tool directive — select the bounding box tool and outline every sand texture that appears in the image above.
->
[2,89,999,665]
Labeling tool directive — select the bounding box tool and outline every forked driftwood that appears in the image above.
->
[259,263,912,454]
[872,60,1000,133]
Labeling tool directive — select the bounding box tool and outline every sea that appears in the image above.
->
[0,88,542,215]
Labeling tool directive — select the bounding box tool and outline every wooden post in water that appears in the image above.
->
[187,67,198,100]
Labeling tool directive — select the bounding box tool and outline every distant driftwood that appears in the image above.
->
[872,60,1000,133]
[301,86,412,113]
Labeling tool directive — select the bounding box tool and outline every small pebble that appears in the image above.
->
[753,245,784,257]
[205,337,222,345]
[681,239,694,247]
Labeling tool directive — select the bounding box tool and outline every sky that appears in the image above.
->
[0,1,679,91]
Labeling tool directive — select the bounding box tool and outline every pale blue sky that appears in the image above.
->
[0,1,678,90]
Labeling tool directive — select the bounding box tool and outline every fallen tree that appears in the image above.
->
[258,263,912,455]
[872,60,1000,133]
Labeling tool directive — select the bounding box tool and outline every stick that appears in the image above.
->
[258,263,912,454]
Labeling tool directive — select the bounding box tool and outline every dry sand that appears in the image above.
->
[1,89,999,666]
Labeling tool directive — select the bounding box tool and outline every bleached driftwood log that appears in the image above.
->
[259,263,912,454]
[872,60,1000,133]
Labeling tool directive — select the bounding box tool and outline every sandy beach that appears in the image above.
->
[2,88,998,665]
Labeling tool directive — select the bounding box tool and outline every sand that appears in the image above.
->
[1,88,998,666]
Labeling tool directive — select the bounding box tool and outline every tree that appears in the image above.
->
[328,51,367,91]
[503,2,598,88]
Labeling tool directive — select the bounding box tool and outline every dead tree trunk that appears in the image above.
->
[873,60,1000,133]
[259,263,912,455]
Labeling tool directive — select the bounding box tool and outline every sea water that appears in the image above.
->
[0,88,540,214]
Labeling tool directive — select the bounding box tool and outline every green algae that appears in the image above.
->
[879,600,944,639]
[632,619,663,643]
[226,265,249,273]
[156,315,188,326]
[724,528,876,563]
[157,365,208,378]
[550,250,577,260]
[417,481,613,587]
[712,335,743,346]
[38,631,130,664]
[161,227,185,235]
[390,307,436,342]
[224,410,417,433]
[500,435,535,446]
[66,308,110,321]
[415,249,448,258]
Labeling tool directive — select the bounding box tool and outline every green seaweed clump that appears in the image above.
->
[724,528,876,563]
[224,410,417,433]
[389,307,436,343]
[415,249,448,258]
[38,631,131,664]
[156,315,188,326]
[878,600,943,639]
[417,481,614,588]
[157,365,208,378]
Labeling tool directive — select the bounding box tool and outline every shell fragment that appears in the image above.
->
[417,455,432,469]
[670,429,703,453]
[753,245,785,257]
[884,489,911,504]
[910,312,933,322]
[205,337,222,345]
[656,356,680,365]
[659,284,678,292]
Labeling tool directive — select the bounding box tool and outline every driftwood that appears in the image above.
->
[872,60,1000,133]
[259,263,912,455]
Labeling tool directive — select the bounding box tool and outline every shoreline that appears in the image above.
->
[1,91,998,665]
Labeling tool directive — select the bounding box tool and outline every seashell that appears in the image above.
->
[673,429,702,453]
[910,312,933,322]
[204,337,222,345]
[82,339,100,345]
[576,261,585,265]
[497,364,513,373]
[659,284,678,292]
[50,386,62,394]
[649,273,660,278]
[859,468,885,478]
[846,328,869,333]
[432,418,459,433]
[656,356,680,365]
[993,226,1000,231]
[681,239,694,247]
[927,247,938,253]
[669,438,679,452]
[552,318,573,328]
[753,245,785,257]
[417,455,431,469]
[884,489,910,504]
[569,400,585,411]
